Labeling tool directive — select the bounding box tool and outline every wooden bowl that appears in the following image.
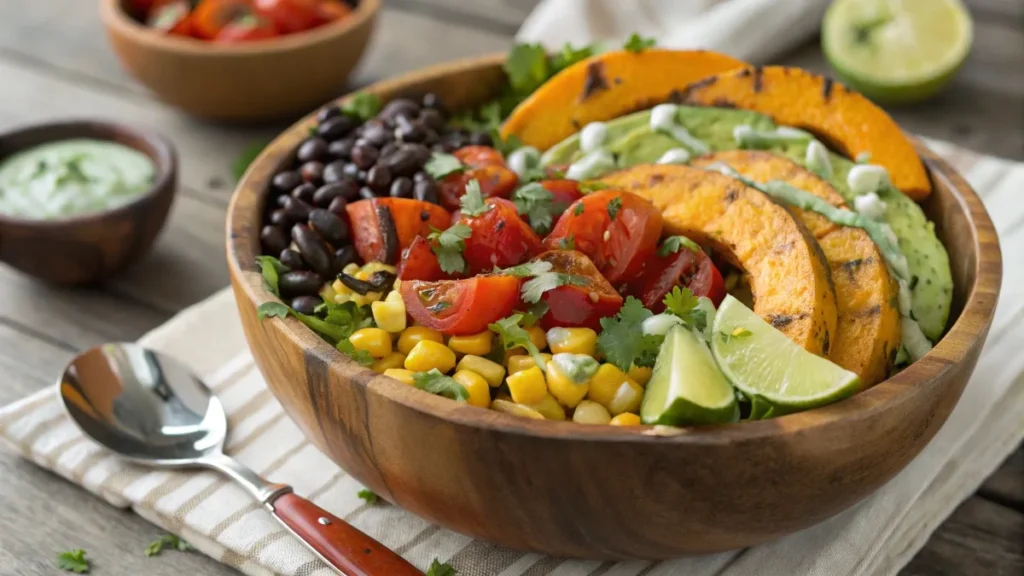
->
[226,55,1002,558]
[100,0,379,122]
[0,120,177,285]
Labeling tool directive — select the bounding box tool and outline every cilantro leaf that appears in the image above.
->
[459,180,492,217]
[504,43,550,96]
[606,196,623,220]
[294,300,373,345]
[426,559,458,576]
[57,549,90,573]
[428,224,472,274]
[257,301,289,320]
[662,286,709,335]
[425,152,465,180]
[623,33,657,53]
[494,133,523,157]
[557,234,576,250]
[336,340,375,366]
[357,488,380,505]
[340,92,381,121]
[512,182,559,234]
[657,235,702,257]
[635,334,666,368]
[145,534,193,557]
[549,42,601,73]
[597,297,661,371]
[413,369,470,402]
[232,141,267,181]
[521,300,549,327]
[521,272,587,304]
[255,255,289,296]
[502,260,553,278]
[573,203,584,216]
[489,314,547,371]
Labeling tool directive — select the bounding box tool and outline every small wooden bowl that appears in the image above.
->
[0,120,177,285]
[100,0,379,122]
[226,55,1002,558]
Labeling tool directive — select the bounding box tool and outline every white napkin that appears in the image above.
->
[1,140,1021,576]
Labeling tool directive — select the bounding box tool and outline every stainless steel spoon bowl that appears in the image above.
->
[59,342,422,576]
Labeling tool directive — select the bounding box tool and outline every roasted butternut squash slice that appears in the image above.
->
[691,151,900,386]
[679,66,932,200]
[600,165,837,355]
[501,49,748,151]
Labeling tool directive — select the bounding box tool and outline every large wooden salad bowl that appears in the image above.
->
[226,55,1001,558]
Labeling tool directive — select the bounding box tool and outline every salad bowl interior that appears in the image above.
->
[226,54,1001,558]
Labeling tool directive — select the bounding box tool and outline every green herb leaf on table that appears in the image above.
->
[145,534,193,557]
[512,182,560,234]
[426,559,458,576]
[257,301,289,320]
[57,549,90,573]
[459,180,492,217]
[623,33,657,53]
[597,297,665,371]
[336,340,375,366]
[340,92,382,121]
[425,153,466,180]
[232,141,268,181]
[254,255,289,296]
[606,196,623,221]
[521,272,587,304]
[356,488,380,505]
[489,313,547,371]
[557,234,576,250]
[428,224,472,274]
[658,235,702,257]
[413,369,470,402]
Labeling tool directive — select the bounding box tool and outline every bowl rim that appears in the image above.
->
[0,119,177,227]
[100,0,380,55]
[227,53,1002,445]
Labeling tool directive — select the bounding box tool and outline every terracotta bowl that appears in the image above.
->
[226,55,1002,558]
[100,0,379,122]
[0,120,177,285]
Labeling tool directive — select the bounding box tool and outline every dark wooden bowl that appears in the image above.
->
[226,55,1002,558]
[0,120,177,285]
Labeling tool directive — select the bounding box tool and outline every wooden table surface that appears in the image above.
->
[0,1,1020,574]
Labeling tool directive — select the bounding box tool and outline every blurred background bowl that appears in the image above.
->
[100,0,379,122]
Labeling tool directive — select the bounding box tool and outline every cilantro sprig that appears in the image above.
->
[425,152,465,180]
[623,33,657,53]
[512,182,560,235]
[57,549,90,573]
[658,236,702,257]
[357,488,380,505]
[521,271,587,304]
[428,224,472,274]
[597,297,665,371]
[459,180,492,217]
[255,255,289,296]
[606,196,623,221]
[413,369,470,402]
[340,92,381,121]
[489,313,547,372]
[145,534,193,557]
[426,559,458,576]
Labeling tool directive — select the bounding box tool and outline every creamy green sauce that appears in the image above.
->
[0,139,155,219]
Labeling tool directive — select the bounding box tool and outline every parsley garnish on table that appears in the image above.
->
[511,182,559,234]
[56,549,90,573]
[428,224,472,274]
[426,559,458,576]
[413,369,470,402]
[459,180,492,217]
[623,33,657,53]
[489,313,547,371]
[597,297,664,371]
[357,488,380,505]
[145,534,193,557]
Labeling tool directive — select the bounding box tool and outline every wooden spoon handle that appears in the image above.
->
[269,492,423,576]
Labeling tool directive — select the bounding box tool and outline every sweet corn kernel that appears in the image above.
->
[350,291,384,307]
[507,353,552,374]
[372,351,406,373]
[544,360,589,408]
[546,327,597,356]
[398,326,444,355]
[371,300,407,333]
[627,365,653,387]
[452,370,491,408]
[526,325,547,350]
[383,368,415,385]
[506,366,547,405]
[385,289,403,303]
[528,393,566,420]
[587,364,643,414]
[610,412,642,426]
[361,261,397,275]
[573,400,611,424]
[447,331,493,356]
[491,399,545,420]
[404,340,457,373]
[456,355,505,387]
[342,262,360,275]
[349,328,392,358]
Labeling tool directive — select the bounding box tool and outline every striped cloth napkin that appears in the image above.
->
[0,140,1022,576]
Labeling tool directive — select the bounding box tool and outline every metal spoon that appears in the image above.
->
[58,342,422,576]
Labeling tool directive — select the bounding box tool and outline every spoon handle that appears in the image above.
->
[269,492,423,576]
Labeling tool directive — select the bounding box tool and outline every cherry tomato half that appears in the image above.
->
[439,166,518,212]
[146,0,194,35]
[460,198,542,274]
[454,146,506,169]
[397,235,446,282]
[401,275,521,336]
[624,244,726,312]
[529,250,623,331]
[346,198,450,265]
[253,0,319,33]
[191,0,253,39]
[215,14,279,42]
[543,190,663,286]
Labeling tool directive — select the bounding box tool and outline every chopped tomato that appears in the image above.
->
[459,198,542,274]
[191,0,253,38]
[529,250,623,331]
[346,198,450,265]
[313,0,352,23]
[454,146,506,169]
[397,236,445,282]
[539,179,583,218]
[146,0,194,35]
[439,165,518,211]
[401,276,521,335]
[215,14,279,41]
[624,245,727,312]
[253,0,320,33]
[543,190,663,286]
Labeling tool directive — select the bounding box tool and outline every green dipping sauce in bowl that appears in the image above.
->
[0,138,155,220]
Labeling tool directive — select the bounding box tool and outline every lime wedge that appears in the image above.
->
[640,325,739,426]
[822,0,973,104]
[711,295,861,412]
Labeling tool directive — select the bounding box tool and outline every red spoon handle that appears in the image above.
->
[270,492,423,576]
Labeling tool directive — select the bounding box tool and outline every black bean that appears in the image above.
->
[380,98,420,121]
[299,161,324,183]
[317,105,341,123]
[350,144,379,170]
[322,160,348,183]
[280,248,306,270]
[361,121,391,147]
[279,270,323,297]
[413,170,431,182]
[469,132,493,146]
[380,142,398,159]
[413,179,439,204]
[334,245,357,270]
[272,170,302,192]
[297,137,328,163]
[290,295,321,315]
[366,165,392,193]
[313,181,353,206]
[419,108,444,131]
[282,196,314,221]
[292,224,334,278]
[421,92,442,110]
[407,143,432,166]
[318,115,356,141]
[260,225,289,255]
[327,138,355,159]
[269,209,291,227]
[423,130,440,146]
[275,194,289,207]
[396,115,426,143]
[343,163,362,179]
[291,182,316,203]
[327,196,348,215]
[359,186,378,200]
[381,146,418,177]
[309,208,350,245]
[390,177,413,198]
